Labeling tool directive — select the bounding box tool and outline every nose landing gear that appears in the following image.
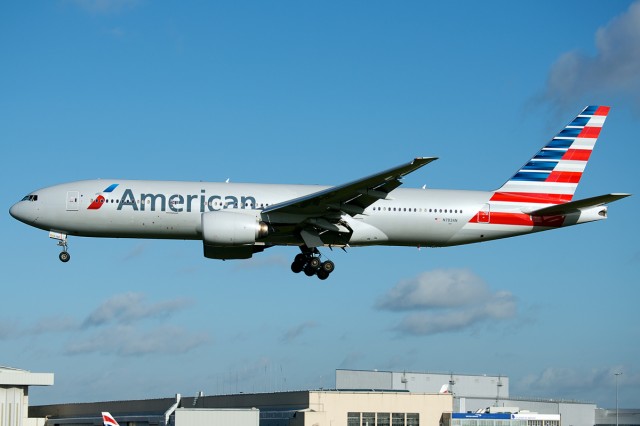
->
[291,247,335,280]
[50,231,70,263]
[59,250,70,262]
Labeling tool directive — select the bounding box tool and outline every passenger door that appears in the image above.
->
[66,191,80,211]
[478,203,490,223]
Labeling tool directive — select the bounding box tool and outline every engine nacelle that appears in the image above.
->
[201,210,268,246]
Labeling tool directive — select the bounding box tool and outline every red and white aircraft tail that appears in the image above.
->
[102,412,119,426]
[496,105,610,203]
[467,105,629,229]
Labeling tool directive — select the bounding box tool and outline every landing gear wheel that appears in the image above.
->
[292,245,335,279]
[304,264,317,276]
[291,261,304,273]
[59,251,70,263]
[321,260,335,273]
[308,257,321,269]
[317,269,329,280]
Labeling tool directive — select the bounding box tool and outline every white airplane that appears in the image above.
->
[10,106,630,280]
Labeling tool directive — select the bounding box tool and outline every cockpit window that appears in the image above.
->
[21,195,38,202]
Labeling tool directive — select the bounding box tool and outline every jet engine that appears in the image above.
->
[201,210,269,246]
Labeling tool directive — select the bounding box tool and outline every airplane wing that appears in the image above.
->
[261,157,437,248]
[263,157,437,217]
[526,193,631,216]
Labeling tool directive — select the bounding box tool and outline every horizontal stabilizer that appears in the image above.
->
[526,193,631,216]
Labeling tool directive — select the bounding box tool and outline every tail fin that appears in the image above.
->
[102,412,120,426]
[438,384,451,394]
[495,106,610,204]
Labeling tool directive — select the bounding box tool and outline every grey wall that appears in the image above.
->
[336,369,508,398]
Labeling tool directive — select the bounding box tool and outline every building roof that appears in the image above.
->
[0,366,54,386]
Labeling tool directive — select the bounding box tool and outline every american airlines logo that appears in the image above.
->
[88,184,257,213]
[87,184,119,210]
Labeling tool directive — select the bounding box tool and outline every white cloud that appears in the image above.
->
[394,297,516,336]
[280,321,317,343]
[0,321,18,340]
[516,366,640,401]
[65,324,211,356]
[83,292,193,327]
[26,316,79,335]
[377,269,517,336]
[0,293,194,341]
[376,269,491,310]
[123,243,147,261]
[540,1,640,111]
[1,293,206,358]
[339,351,366,369]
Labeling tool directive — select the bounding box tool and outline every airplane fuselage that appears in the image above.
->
[10,179,592,249]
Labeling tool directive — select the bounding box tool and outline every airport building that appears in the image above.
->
[443,412,561,426]
[30,390,452,426]
[594,409,639,426]
[5,365,638,426]
[336,369,597,426]
[0,366,54,426]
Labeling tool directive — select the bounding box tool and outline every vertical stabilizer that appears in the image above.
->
[495,106,610,204]
[102,412,119,426]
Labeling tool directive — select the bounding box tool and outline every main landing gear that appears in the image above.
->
[290,247,335,280]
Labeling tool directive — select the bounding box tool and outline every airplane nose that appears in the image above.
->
[9,202,33,224]
[9,203,20,219]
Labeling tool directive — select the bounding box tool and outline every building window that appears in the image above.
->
[407,413,419,426]
[393,413,405,426]
[348,412,361,426]
[377,413,391,426]
[363,412,375,426]
[349,411,418,426]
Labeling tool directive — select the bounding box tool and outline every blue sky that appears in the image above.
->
[1,0,639,409]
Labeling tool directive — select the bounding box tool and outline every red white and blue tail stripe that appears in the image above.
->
[102,412,119,426]
[495,105,609,204]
